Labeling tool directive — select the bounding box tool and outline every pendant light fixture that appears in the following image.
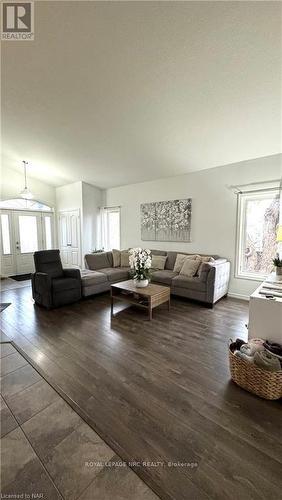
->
[20,160,33,199]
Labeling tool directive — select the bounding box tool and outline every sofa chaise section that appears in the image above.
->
[84,252,130,288]
[80,269,109,297]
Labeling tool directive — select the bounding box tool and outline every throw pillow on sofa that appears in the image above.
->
[112,249,121,267]
[200,256,215,263]
[173,254,200,273]
[120,250,130,267]
[194,256,215,276]
[151,255,167,270]
[179,258,202,278]
[198,262,212,282]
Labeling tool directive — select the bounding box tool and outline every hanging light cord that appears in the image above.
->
[23,160,28,189]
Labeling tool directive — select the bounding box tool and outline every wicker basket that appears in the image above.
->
[229,342,282,400]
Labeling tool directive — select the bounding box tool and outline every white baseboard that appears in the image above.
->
[227,292,249,301]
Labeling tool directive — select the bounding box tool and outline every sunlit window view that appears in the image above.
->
[237,191,280,278]
[45,216,52,250]
[1,214,11,254]
[18,215,38,253]
[100,207,121,251]
[107,209,120,250]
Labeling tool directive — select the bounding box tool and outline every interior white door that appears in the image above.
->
[58,210,81,268]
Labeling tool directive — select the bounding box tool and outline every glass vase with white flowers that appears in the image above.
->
[129,248,152,288]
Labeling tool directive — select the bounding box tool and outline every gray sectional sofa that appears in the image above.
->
[83,250,230,307]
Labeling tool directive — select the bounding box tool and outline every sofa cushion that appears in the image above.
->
[82,282,110,297]
[151,255,167,270]
[198,259,227,282]
[85,252,112,270]
[165,252,177,270]
[198,262,212,282]
[106,251,114,267]
[80,270,108,286]
[52,277,80,292]
[172,275,206,292]
[99,267,131,282]
[112,249,121,267]
[120,250,130,267]
[180,258,201,277]
[151,249,167,256]
[173,254,200,273]
[151,270,178,285]
[165,252,217,270]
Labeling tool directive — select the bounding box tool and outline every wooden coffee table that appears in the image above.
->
[111,280,170,320]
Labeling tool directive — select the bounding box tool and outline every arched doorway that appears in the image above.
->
[0,199,55,276]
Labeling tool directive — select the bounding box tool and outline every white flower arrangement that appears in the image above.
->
[129,248,152,281]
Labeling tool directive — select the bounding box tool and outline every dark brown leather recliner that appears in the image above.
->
[31,250,81,308]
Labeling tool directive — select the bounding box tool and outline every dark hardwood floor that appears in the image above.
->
[1,283,281,500]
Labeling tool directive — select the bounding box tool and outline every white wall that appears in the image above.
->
[1,166,56,207]
[106,154,282,298]
[55,181,83,212]
[82,182,103,255]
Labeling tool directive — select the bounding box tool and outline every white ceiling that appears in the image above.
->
[2,1,281,189]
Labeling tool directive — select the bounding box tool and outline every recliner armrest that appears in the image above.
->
[34,272,52,289]
[31,272,52,308]
[63,268,81,280]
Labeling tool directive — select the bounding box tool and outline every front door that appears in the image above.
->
[14,211,42,274]
[0,210,54,276]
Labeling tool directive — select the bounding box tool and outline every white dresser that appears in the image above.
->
[248,273,282,343]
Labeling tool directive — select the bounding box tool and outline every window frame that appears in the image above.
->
[235,188,280,281]
[0,213,12,255]
[108,206,121,251]
[100,206,121,251]
[0,198,53,211]
[44,215,53,250]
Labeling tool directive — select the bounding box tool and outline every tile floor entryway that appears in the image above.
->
[1,278,31,291]
[0,342,159,500]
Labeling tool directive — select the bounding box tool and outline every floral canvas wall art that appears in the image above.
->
[141,199,192,242]
[140,203,156,241]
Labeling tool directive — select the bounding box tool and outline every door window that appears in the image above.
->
[44,216,52,250]
[18,215,38,253]
[1,214,11,254]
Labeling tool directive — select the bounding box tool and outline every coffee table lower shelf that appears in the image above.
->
[110,280,170,320]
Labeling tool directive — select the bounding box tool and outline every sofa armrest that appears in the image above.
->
[206,261,230,303]
[63,268,81,280]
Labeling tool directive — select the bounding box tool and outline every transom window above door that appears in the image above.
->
[0,199,52,211]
